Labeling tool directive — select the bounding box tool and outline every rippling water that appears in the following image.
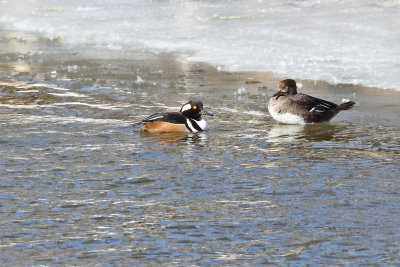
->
[1,39,400,265]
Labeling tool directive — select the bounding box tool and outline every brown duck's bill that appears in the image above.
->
[273,91,284,100]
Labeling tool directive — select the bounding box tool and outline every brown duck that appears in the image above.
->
[268,79,355,124]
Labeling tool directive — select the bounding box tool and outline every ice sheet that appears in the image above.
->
[1,0,399,90]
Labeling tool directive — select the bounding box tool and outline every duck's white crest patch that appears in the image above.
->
[180,103,192,112]
[268,108,306,125]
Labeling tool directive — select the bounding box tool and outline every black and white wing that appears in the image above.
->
[142,112,187,124]
[296,93,338,113]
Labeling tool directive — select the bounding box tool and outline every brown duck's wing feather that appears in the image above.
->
[295,93,338,113]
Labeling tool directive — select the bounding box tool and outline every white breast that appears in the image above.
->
[196,119,208,130]
[268,106,305,125]
[186,119,208,132]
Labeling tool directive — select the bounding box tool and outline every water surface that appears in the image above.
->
[1,36,400,265]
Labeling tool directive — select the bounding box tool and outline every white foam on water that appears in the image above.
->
[0,0,399,90]
[48,92,88,98]
[52,102,126,110]
[20,114,131,125]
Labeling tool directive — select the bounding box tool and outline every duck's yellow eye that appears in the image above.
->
[193,106,197,110]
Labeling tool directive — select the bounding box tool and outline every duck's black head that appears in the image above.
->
[180,100,213,120]
[273,79,298,99]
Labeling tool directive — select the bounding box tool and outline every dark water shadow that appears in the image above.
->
[303,123,346,141]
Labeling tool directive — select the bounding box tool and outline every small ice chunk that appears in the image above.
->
[136,76,144,84]
[234,86,247,96]
[67,65,78,72]
[341,98,351,103]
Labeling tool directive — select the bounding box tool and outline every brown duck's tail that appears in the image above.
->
[338,101,355,110]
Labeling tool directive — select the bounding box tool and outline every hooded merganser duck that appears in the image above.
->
[268,79,355,124]
[137,100,213,133]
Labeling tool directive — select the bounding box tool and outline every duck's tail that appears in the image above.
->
[337,101,355,111]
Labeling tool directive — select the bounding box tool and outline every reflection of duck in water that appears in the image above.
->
[268,79,355,124]
[267,123,344,142]
[136,100,213,134]
[267,124,305,143]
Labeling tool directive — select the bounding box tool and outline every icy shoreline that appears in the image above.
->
[1,0,399,91]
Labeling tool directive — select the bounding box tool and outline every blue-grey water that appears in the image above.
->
[1,34,400,266]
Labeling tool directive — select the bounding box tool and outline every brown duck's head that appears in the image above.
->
[273,79,298,99]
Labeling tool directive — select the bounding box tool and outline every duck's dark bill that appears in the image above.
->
[273,91,283,99]
[202,110,214,116]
